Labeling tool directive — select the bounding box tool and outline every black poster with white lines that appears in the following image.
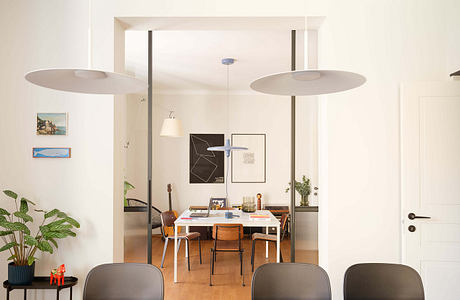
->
[189,134,224,184]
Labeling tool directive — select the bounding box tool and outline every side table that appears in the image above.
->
[3,276,78,300]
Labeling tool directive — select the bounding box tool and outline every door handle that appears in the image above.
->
[408,213,431,220]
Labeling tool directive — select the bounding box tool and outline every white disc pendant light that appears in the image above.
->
[250,70,366,96]
[25,69,148,95]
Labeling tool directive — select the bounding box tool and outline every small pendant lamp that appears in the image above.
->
[160,111,184,137]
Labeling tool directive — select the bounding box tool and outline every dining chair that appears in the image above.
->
[251,263,331,300]
[160,211,202,270]
[83,263,164,300]
[251,213,289,271]
[344,263,425,300]
[210,223,245,286]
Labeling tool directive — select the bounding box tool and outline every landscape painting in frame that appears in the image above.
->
[33,147,71,158]
[36,113,67,135]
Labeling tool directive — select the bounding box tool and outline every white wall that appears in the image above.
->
[0,1,116,299]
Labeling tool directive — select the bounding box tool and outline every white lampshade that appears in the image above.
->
[25,69,148,95]
[160,118,184,137]
[250,70,366,96]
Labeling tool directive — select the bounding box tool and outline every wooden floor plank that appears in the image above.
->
[125,234,318,300]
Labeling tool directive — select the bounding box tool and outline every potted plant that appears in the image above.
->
[124,181,135,207]
[285,175,312,206]
[0,190,80,285]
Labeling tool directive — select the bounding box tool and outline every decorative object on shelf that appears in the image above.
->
[285,175,312,206]
[0,190,80,285]
[210,197,227,210]
[50,264,66,286]
[32,147,71,158]
[257,193,262,210]
[242,196,256,213]
[160,111,184,137]
[231,134,266,183]
[36,113,67,136]
[190,134,225,184]
[123,181,135,207]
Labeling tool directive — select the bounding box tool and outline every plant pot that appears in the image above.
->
[8,262,35,285]
[300,195,310,207]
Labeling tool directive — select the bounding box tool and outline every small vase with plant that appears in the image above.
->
[285,175,312,206]
[0,190,80,284]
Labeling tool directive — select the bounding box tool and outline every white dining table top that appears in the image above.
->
[174,209,280,227]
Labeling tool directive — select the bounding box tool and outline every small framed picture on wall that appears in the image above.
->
[231,134,266,183]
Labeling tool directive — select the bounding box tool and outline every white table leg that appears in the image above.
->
[266,226,269,258]
[276,224,280,263]
[185,226,189,258]
[174,227,178,283]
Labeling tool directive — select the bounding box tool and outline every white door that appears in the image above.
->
[401,81,460,300]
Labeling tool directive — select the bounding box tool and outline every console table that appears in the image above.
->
[3,276,78,300]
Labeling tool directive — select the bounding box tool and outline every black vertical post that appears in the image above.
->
[147,30,153,264]
[290,30,296,262]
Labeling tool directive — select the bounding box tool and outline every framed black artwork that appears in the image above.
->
[189,134,225,184]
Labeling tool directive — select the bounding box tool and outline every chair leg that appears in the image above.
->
[251,240,256,272]
[186,239,190,271]
[241,251,245,287]
[280,248,283,263]
[161,238,169,268]
[198,237,202,264]
[212,250,216,275]
[209,249,213,286]
[177,239,181,254]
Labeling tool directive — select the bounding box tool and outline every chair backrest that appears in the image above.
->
[344,263,424,300]
[252,263,331,300]
[161,211,177,229]
[83,263,164,300]
[212,223,244,241]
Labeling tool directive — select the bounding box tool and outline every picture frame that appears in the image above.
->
[36,113,68,136]
[32,147,71,158]
[189,134,225,184]
[210,197,227,209]
[231,134,266,183]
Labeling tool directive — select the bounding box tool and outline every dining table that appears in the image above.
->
[173,209,280,283]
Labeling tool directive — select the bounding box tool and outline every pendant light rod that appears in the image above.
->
[290,29,296,263]
[147,30,153,264]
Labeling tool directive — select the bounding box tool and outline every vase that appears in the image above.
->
[8,262,35,285]
[300,195,310,207]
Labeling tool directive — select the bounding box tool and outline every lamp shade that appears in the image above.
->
[250,70,366,96]
[25,69,148,95]
[160,118,184,137]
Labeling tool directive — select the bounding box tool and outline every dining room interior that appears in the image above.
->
[2,0,460,299]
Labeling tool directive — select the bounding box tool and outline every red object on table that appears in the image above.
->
[50,264,66,286]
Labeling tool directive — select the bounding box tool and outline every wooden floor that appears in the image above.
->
[125,234,318,300]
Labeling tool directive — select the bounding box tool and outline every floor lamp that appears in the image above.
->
[250,30,366,262]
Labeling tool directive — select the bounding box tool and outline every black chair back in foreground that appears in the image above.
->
[344,263,424,300]
[252,263,331,300]
[83,263,164,300]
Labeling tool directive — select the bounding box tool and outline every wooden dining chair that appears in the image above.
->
[160,211,202,271]
[251,213,289,271]
[210,223,245,286]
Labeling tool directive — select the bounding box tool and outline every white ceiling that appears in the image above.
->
[125,30,303,93]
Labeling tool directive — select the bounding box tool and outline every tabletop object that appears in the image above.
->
[3,276,78,300]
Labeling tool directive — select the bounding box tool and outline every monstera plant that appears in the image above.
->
[0,190,80,284]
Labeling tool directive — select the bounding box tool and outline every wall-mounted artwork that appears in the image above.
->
[33,147,71,158]
[210,197,227,209]
[36,113,67,135]
[190,134,224,184]
[231,134,266,183]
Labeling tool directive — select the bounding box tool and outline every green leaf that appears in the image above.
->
[3,222,30,235]
[44,209,59,219]
[48,238,58,248]
[64,216,80,228]
[21,197,35,205]
[56,211,67,218]
[13,211,33,223]
[61,229,76,237]
[7,254,16,261]
[3,190,17,200]
[43,231,67,239]
[24,235,38,246]
[27,256,36,266]
[0,231,13,237]
[20,199,28,213]
[0,242,18,252]
[0,208,10,216]
[44,219,67,228]
[0,215,7,224]
[37,241,53,253]
[49,224,72,231]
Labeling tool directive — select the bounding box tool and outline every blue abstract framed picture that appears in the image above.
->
[33,147,71,158]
